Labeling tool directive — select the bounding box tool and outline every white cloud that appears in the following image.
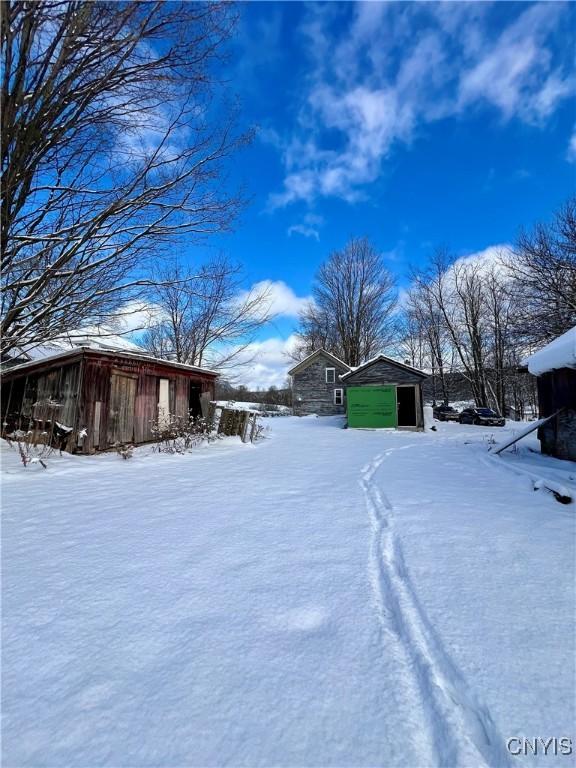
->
[268,2,574,207]
[457,3,572,123]
[287,212,324,240]
[111,300,166,333]
[237,280,312,319]
[454,244,513,270]
[222,334,300,389]
[447,244,515,286]
[287,223,319,241]
[568,129,576,163]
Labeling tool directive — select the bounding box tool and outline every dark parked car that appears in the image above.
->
[433,404,460,422]
[459,407,505,427]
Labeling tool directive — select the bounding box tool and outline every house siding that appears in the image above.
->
[292,355,349,416]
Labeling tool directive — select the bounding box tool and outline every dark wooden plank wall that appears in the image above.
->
[1,361,82,449]
[3,352,217,453]
[134,375,158,445]
[537,368,576,461]
[80,355,216,452]
[343,359,425,386]
[80,358,111,453]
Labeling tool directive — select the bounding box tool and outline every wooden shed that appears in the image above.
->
[1,347,218,453]
[341,355,427,430]
[527,327,576,462]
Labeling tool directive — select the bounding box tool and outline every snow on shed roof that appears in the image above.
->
[21,335,145,360]
[341,354,427,380]
[2,346,219,377]
[527,326,576,376]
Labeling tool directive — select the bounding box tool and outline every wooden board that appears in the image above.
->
[107,374,136,444]
[492,411,560,455]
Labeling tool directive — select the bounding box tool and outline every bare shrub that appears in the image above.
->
[150,413,218,454]
[4,430,54,469]
[114,443,134,460]
[3,398,86,468]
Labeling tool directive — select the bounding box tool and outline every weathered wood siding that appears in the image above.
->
[344,359,424,385]
[1,360,82,449]
[537,368,576,461]
[2,350,217,453]
[108,373,137,444]
[292,354,349,416]
[134,375,157,445]
[79,354,216,452]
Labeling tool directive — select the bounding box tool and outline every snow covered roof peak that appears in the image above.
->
[341,354,427,379]
[527,327,576,376]
[287,349,350,376]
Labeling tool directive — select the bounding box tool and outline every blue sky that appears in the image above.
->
[193,2,576,387]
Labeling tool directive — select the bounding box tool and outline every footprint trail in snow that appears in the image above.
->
[360,446,511,768]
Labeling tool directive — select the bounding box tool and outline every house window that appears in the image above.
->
[325,367,335,383]
[334,388,344,406]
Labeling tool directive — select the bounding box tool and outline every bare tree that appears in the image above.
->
[407,248,535,414]
[141,258,270,368]
[414,250,491,407]
[295,237,398,366]
[508,197,576,345]
[1,1,249,355]
[404,273,455,404]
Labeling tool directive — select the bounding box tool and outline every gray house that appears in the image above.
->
[289,349,427,428]
[288,350,350,416]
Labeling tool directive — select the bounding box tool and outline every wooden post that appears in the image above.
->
[250,413,258,442]
[2,380,14,436]
[240,412,250,442]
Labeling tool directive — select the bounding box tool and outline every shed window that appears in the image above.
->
[334,388,344,406]
[325,367,336,384]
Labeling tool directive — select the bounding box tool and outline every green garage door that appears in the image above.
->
[347,386,397,428]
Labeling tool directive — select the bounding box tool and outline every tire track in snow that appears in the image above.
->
[360,446,510,768]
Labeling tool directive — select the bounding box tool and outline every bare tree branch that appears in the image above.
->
[294,237,398,366]
[1,1,251,354]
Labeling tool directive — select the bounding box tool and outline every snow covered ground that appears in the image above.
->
[2,418,574,767]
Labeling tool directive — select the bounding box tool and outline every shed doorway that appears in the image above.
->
[189,384,202,418]
[397,385,417,427]
[108,374,136,444]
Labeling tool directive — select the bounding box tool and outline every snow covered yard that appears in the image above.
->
[2,418,574,768]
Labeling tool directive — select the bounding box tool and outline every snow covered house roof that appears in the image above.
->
[287,349,351,376]
[340,354,427,380]
[527,327,576,376]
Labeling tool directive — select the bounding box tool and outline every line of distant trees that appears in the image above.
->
[292,198,576,415]
[216,380,292,408]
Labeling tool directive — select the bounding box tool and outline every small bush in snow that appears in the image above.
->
[114,442,134,460]
[251,422,269,442]
[5,430,54,469]
[150,413,219,454]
